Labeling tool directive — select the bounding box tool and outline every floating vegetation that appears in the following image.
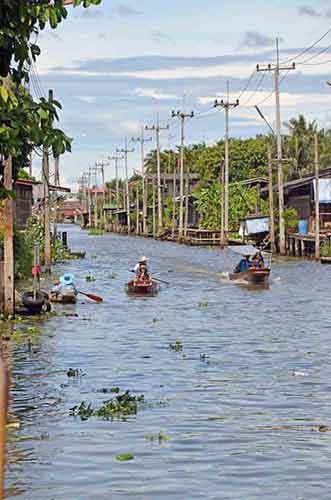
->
[67,368,86,378]
[200,353,210,362]
[152,318,161,323]
[316,425,331,432]
[88,228,104,236]
[70,390,145,421]
[116,453,134,461]
[198,301,209,308]
[168,341,183,352]
[110,272,117,279]
[85,274,96,282]
[144,432,170,443]
[97,387,120,394]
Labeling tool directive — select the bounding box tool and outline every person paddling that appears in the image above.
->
[134,256,150,281]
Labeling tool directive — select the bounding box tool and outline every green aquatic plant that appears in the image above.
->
[85,275,96,282]
[70,390,145,421]
[144,432,170,443]
[168,341,183,352]
[116,454,134,461]
[88,228,104,236]
[198,301,209,308]
[67,368,86,378]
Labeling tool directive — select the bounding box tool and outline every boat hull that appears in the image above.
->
[50,291,77,304]
[229,267,270,284]
[127,279,159,295]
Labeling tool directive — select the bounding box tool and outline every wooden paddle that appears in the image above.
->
[77,290,103,303]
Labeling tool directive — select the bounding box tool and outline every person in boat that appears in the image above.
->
[51,273,77,297]
[134,256,150,281]
[234,254,251,273]
[251,250,264,268]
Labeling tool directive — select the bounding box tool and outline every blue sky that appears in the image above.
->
[32,0,331,188]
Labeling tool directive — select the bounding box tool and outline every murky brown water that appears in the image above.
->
[3,224,331,499]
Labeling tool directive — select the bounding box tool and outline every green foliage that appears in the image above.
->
[88,228,104,235]
[0,0,102,198]
[320,239,331,257]
[168,341,183,352]
[283,207,299,231]
[70,390,145,421]
[116,454,134,461]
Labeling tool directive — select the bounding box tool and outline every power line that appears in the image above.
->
[297,42,331,65]
[237,70,257,101]
[281,27,331,64]
[240,72,266,106]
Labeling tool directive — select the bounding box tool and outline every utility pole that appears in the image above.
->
[172,160,178,238]
[43,89,53,274]
[171,110,194,240]
[108,153,124,232]
[95,160,110,227]
[314,133,320,260]
[268,145,276,253]
[145,116,169,235]
[214,82,239,247]
[136,183,140,235]
[117,139,134,235]
[152,177,156,239]
[88,167,92,228]
[257,39,296,255]
[220,159,225,246]
[132,127,152,236]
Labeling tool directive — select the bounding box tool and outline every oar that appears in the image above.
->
[153,277,170,285]
[129,270,170,286]
[77,290,103,303]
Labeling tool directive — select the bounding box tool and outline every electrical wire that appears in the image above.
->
[281,27,331,64]
[296,42,331,65]
[236,69,257,101]
[239,73,266,106]
[243,70,290,108]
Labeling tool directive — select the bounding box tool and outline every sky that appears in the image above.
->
[32,0,331,189]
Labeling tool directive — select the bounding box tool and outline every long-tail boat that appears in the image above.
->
[228,245,272,285]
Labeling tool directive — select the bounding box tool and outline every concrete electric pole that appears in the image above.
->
[257,39,296,255]
[131,127,152,236]
[117,139,134,235]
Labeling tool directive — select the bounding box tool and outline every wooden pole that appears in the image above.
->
[93,167,98,228]
[179,115,185,239]
[315,133,320,260]
[53,156,60,239]
[88,168,92,228]
[268,146,276,253]
[184,171,189,237]
[3,155,14,315]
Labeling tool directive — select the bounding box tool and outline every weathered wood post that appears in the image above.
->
[152,177,156,239]
[3,155,14,315]
[172,163,177,238]
[314,133,320,260]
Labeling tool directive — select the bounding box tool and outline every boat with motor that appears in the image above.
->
[228,245,272,285]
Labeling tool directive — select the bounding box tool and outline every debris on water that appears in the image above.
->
[6,421,21,429]
[110,272,117,279]
[70,389,145,421]
[85,274,96,282]
[152,318,161,323]
[97,387,120,394]
[144,432,170,443]
[168,341,183,352]
[200,353,210,360]
[316,425,331,432]
[67,368,86,378]
[116,453,134,461]
[292,371,307,377]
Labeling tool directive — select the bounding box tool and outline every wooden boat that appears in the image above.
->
[50,290,77,304]
[229,267,270,284]
[127,278,159,295]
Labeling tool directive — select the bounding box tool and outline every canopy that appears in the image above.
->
[228,245,259,256]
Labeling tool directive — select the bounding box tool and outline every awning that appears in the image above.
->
[313,179,331,203]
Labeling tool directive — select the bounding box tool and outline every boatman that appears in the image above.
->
[134,256,150,280]
[234,254,251,273]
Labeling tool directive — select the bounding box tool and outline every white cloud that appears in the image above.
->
[77,95,97,104]
[134,87,180,100]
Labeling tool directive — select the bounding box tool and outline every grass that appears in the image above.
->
[88,228,104,236]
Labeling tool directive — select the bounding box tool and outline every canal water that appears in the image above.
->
[4,224,331,499]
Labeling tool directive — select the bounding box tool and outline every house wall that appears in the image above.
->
[14,184,32,230]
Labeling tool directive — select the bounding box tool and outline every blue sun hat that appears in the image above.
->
[60,273,75,286]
